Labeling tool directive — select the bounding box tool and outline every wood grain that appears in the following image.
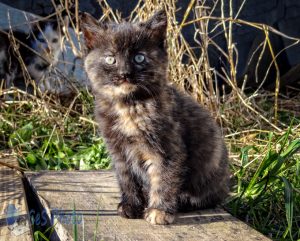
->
[0,157,32,241]
[26,170,271,241]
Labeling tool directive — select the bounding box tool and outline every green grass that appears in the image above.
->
[0,90,110,170]
[73,203,78,241]
[226,128,300,240]
[33,222,56,241]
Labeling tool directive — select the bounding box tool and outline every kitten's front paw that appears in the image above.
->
[144,208,175,225]
[117,202,143,219]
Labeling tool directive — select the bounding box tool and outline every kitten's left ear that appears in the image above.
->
[80,12,102,49]
[141,10,167,44]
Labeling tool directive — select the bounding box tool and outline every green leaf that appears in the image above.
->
[58,151,66,159]
[240,146,253,167]
[245,151,278,196]
[281,177,294,240]
[38,158,48,170]
[26,153,37,165]
[9,122,33,147]
[281,139,300,159]
[34,230,50,241]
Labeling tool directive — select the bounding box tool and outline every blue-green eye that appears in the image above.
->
[134,54,145,64]
[105,56,116,65]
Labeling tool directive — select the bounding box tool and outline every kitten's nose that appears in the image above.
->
[118,62,132,82]
[119,70,131,78]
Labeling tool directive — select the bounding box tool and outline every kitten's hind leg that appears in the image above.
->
[177,193,221,213]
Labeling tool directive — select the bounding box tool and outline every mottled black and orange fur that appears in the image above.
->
[81,10,229,225]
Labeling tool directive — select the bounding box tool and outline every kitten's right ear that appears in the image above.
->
[80,12,101,49]
[140,10,167,47]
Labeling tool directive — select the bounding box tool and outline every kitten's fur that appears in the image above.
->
[81,10,229,225]
[0,19,62,92]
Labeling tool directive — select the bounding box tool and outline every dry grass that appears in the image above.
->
[1,0,299,135]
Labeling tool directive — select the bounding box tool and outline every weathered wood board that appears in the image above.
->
[25,171,270,241]
[0,157,32,241]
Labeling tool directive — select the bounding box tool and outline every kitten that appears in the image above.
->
[81,10,229,225]
[0,19,62,92]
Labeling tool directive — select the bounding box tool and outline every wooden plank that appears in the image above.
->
[25,171,270,241]
[0,157,32,241]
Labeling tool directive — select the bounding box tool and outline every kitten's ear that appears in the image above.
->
[80,12,102,49]
[141,10,167,43]
[26,15,42,31]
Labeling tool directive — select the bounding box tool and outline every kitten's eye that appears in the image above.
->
[52,38,58,43]
[105,56,116,65]
[134,54,145,64]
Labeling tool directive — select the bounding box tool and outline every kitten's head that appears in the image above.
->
[81,10,168,100]
[30,20,63,64]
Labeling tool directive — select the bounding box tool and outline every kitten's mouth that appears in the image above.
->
[108,78,137,96]
[115,78,135,85]
[120,79,130,84]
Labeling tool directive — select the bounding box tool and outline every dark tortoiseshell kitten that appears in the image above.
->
[81,10,229,225]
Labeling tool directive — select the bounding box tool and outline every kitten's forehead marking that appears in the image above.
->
[35,23,62,57]
[37,23,59,41]
[102,22,148,51]
[30,22,62,65]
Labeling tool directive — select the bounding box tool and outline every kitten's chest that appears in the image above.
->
[110,102,154,137]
